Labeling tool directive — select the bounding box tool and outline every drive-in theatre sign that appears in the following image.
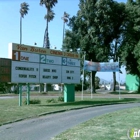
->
[8,43,81,84]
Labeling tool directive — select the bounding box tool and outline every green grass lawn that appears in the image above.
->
[0,96,140,126]
[52,107,140,140]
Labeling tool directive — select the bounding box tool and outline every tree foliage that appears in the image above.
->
[40,0,58,10]
[20,2,29,18]
[120,0,140,77]
[63,0,125,92]
[44,9,55,22]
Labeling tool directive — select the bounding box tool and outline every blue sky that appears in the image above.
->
[0,0,126,83]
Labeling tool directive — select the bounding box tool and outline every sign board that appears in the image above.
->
[8,43,81,84]
[40,64,61,83]
[11,61,39,83]
[62,66,80,83]
[8,43,80,59]
[84,60,119,72]
[0,58,11,82]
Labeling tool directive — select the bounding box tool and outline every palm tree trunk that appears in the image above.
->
[43,10,49,92]
[20,16,22,45]
[46,20,49,48]
[62,21,65,50]
[46,8,49,48]
[43,30,46,47]
[43,22,49,48]
[43,9,49,48]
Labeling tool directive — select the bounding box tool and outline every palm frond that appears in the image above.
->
[44,9,55,22]
[61,11,69,23]
[40,0,58,10]
[20,2,29,18]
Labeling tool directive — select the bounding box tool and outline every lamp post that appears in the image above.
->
[77,50,86,100]
[118,57,123,100]
[118,57,121,100]
[81,51,86,100]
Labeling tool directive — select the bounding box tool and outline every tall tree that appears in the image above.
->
[136,0,140,4]
[40,0,58,48]
[127,0,133,4]
[63,0,125,92]
[19,2,29,44]
[106,2,126,91]
[120,0,140,82]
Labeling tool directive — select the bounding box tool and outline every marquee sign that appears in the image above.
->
[9,43,80,58]
[8,43,81,84]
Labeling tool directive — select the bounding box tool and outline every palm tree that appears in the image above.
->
[43,9,55,49]
[61,12,69,50]
[19,2,29,45]
[40,0,58,48]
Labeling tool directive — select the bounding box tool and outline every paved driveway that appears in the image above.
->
[0,103,140,140]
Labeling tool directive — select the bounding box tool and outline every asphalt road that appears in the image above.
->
[0,103,140,140]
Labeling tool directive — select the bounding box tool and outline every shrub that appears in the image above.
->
[58,96,64,102]
[41,92,48,95]
[75,84,87,91]
[46,98,57,103]
[23,99,41,105]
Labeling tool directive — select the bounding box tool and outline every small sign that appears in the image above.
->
[11,61,39,83]
[62,66,80,83]
[0,58,11,82]
[40,64,61,83]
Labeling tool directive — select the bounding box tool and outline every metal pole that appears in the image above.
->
[91,71,93,98]
[62,21,65,46]
[90,60,93,98]
[118,57,121,99]
[19,84,22,106]
[27,83,30,105]
[82,52,85,100]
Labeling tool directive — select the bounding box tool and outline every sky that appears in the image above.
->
[0,0,127,83]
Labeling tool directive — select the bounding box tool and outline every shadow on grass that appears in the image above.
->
[39,98,139,107]
[109,91,140,94]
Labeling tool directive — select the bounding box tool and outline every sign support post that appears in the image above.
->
[19,83,22,106]
[27,83,30,105]
[91,71,93,98]
[64,84,75,102]
[118,57,121,100]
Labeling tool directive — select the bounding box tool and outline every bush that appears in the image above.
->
[46,98,57,103]
[41,92,48,95]
[58,96,64,102]
[23,99,41,105]
[0,87,6,94]
[75,84,87,91]
[137,86,140,93]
